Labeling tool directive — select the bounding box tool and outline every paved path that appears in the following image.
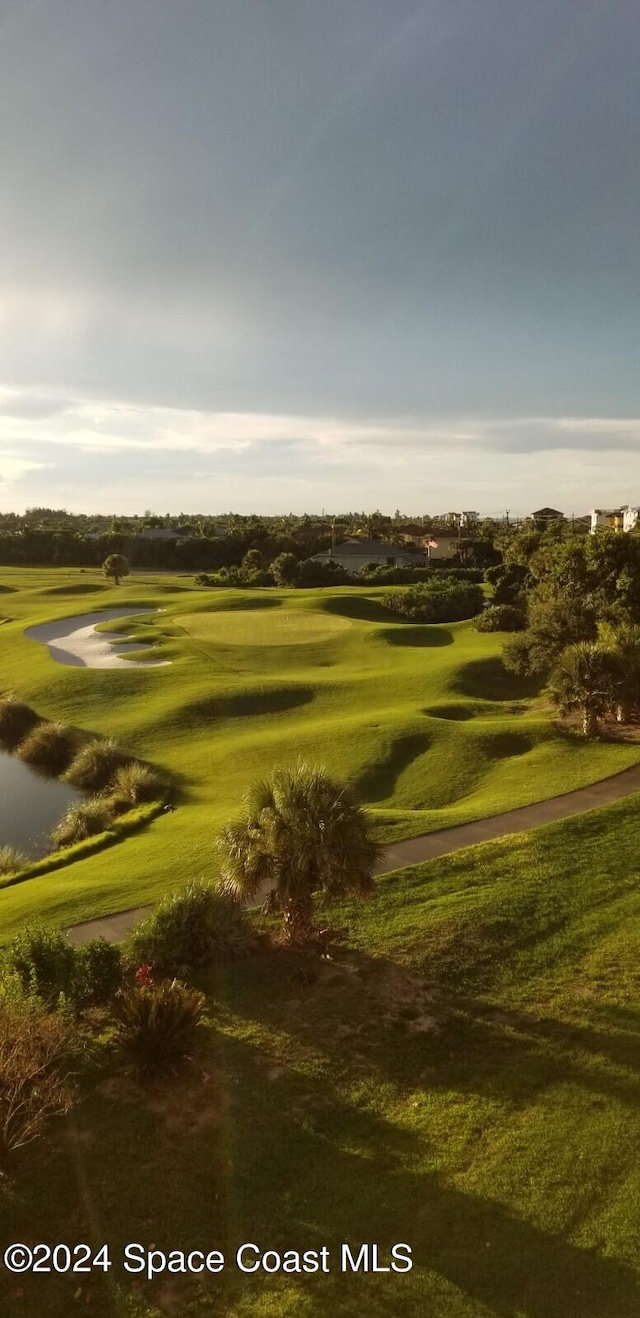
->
[64,761,640,946]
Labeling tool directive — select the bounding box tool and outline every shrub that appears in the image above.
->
[51,798,115,848]
[126,881,254,979]
[382,580,485,624]
[72,940,123,1006]
[0,1000,73,1168]
[112,977,205,1074]
[0,696,40,750]
[7,926,76,1007]
[17,721,81,776]
[65,738,131,791]
[475,604,527,633]
[107,762,166,813]
[0,845,29,877]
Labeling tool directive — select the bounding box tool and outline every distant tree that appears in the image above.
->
[241,548,263,575]
[102,553,130,586]
[270,552,300,587]
[216,762,380,945]
[549,642,617,736]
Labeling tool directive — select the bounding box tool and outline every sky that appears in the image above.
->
[1,0,640,516]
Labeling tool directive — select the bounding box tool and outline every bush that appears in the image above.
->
[382,580,485,623]
[72,940,123,1006]
[475,604,527,633]
[126,881,254,979]
[65,738,131,791]
[17,721,81,776]
[51,798,115,848]
[7,926,76,1007]
[0,696,40,750]
[0,845,29,876]
[107,762,166,813]
[112,977,205,1074]
[0,1000,73,1167]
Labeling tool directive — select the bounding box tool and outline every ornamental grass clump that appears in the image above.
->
[17,720,81,776]
[126,881,254,979]
[0,845,29,877]
[0,695,40,750]
[51,798,115,849]
[107,761,166,813]
[65,738,131,792]
[112,973,206,1075]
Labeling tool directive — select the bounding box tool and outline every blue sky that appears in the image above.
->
[1,0,639,515]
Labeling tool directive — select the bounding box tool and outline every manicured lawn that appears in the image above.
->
[3,796,640,1315]
[1,566,640,933]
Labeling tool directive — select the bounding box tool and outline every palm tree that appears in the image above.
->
[601,622,640,723]
[550,641,617,736]
[216,762,381,944]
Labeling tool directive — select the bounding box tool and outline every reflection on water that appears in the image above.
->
[0,751,78,858]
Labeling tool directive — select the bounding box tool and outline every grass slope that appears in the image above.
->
[1,566,639,932]
[3,796,640,1315]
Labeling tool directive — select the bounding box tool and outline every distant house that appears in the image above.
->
[589,508,624,533]
[530,507,565,528]
[312,538,425,575]
[589,505,640,534]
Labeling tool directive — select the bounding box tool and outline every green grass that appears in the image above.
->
[1,565,640,934]
[3,796,640,1315]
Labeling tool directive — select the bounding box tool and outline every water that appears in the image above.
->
[0,751,79,858]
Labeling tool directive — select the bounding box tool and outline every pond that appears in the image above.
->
[0,751,79,858]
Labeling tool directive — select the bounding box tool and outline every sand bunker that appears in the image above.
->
[24,608,170,669]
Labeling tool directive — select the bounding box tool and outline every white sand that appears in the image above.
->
[24,608,171,669]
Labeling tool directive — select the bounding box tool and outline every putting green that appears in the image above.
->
[175,607,353,646]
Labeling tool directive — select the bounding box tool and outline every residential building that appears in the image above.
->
[589,508,624,533]
[312,538,425,574]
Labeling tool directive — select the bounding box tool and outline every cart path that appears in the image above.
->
[64,760,640,945]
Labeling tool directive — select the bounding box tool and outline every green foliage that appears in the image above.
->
[65,737,131,791]
[51,798,116,848]
[7,925,76,1007]
[297,557,348,587]
[102,552,130,585]
[72,939,123,1006]
[107,761,166,812]
[382,580,484,623]
[0,845,29,876]
[0,694,40,750]
[270,552,299,587]
[126,881,254,978]
[484,562,530,605]
[475,604,527,633]
[504,588,598,676]
[17,720,80,776]
[112,977,206,1074]
[217,761,380,944]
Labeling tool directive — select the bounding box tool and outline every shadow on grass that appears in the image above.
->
[380,626,454,648]
[321,595,399,623]
[423,703,476,721]
[212,965,640,1318]
[43,583,109,596]
[353,732,431,803]
[453,657,545,701]
[479,731,533,758]
[164,684,315,731]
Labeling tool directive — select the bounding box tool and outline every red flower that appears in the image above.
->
[135,963,153,986]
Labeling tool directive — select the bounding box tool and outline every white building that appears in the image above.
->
[589,506,639,534]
